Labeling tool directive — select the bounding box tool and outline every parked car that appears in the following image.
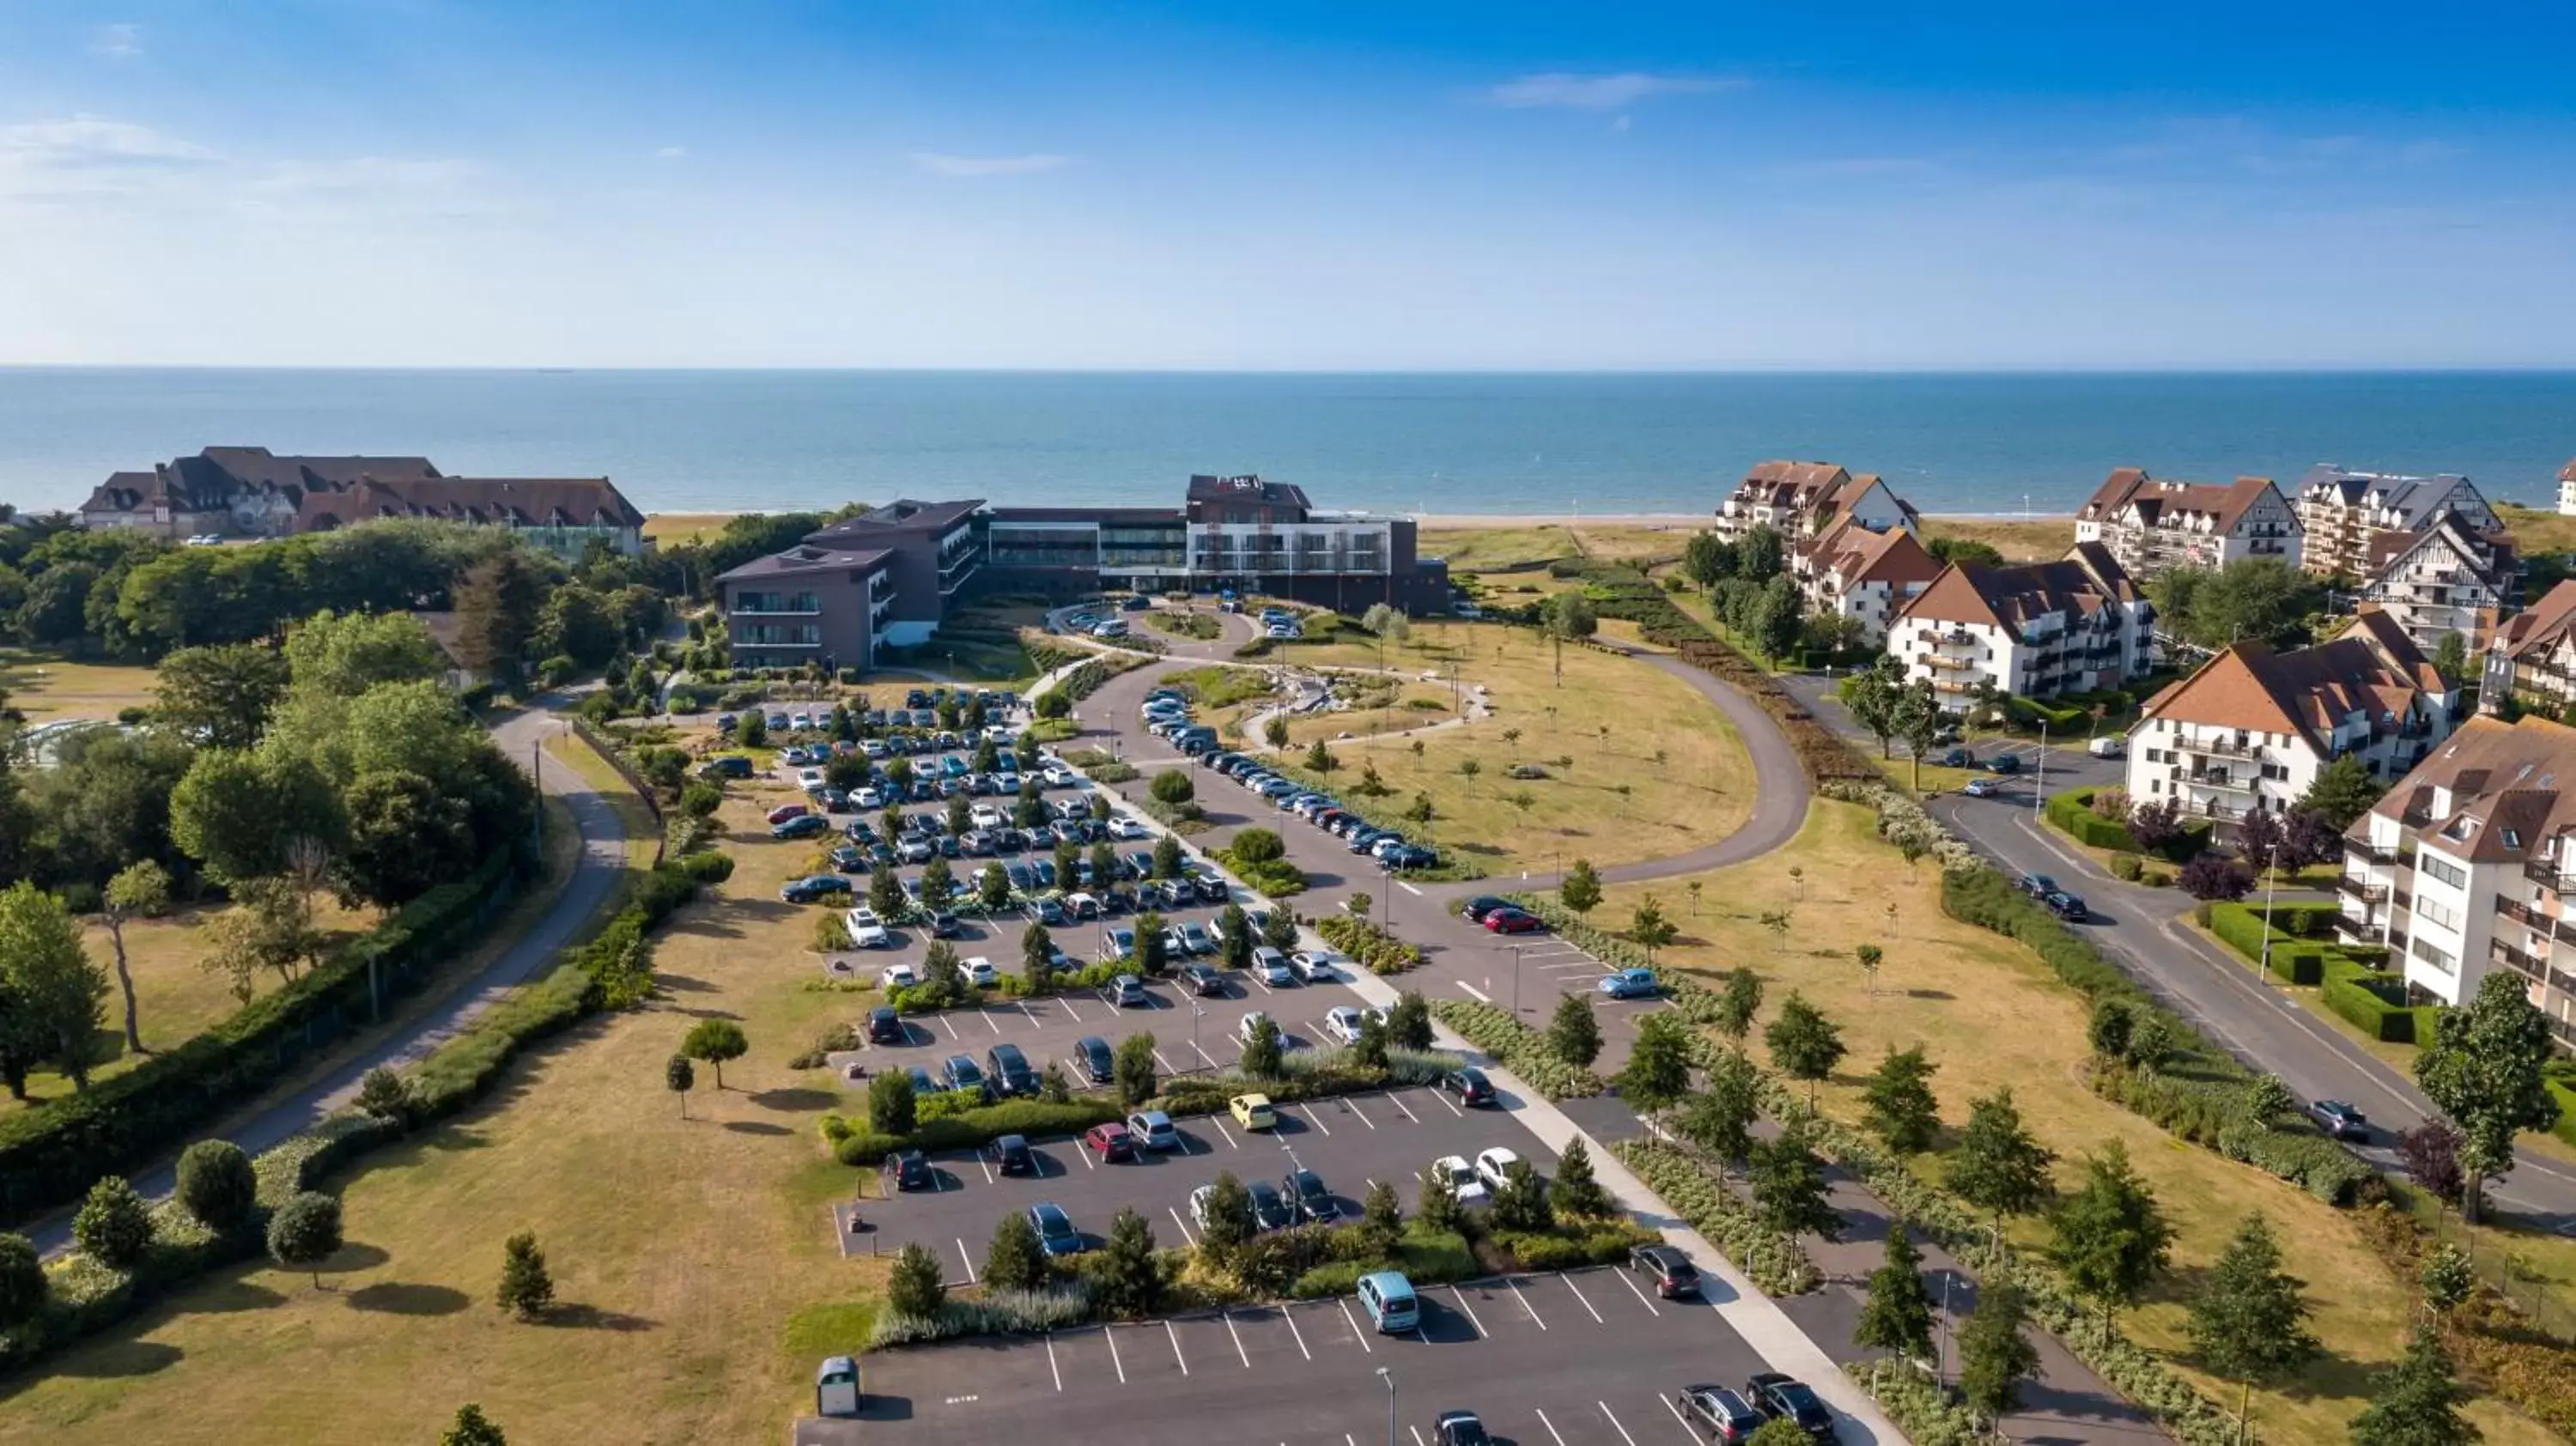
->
[781,874,853,904]
[1074,1035,1115,1084]
[1962,777,2002,798]
[929,910,963,939]
[877,960,917,992]
[1675,1385,1766,1443]
[1987,752,2023,775]
[1181,962,1226,997]
[866,1006,904,1043]
[1291,950,1346,983]
[771,813,829,841]
[1482,907,1545,934]
[2088,736,2125,759]
[1745,1374,1835,1441]
[1435,1154,1488,1205]
[700,755,754,779]
[987,1042,1036,1096]
[1110,974,1150,1007]
[1255,947,1297,987]
[1082,1121,1135,1161]
[765,803,811,826]
[2311,1099,2371,1141]
[1473,1147,1526,1194]
[1028,1201,1084,1256]
[1245,1177,1296,1230]
[846,908,890,948]
[886,1150,933,1192]
[1127,1110,1182,1151]
[987,1133,1035,1176]
[1230,1093,1279,1131]
[1631,1243,1702,1298]
[1443,1066,1497,1108]
[1598,968,1658,999]
[940,1054,987,1096]
[1176,922,1216,956]
[1284,1168,1338,1223]
[1936,747,1974,769]
[1321,1006,1367,1045]
[1433,1413,1492,1446]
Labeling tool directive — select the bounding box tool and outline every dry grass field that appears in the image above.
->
[1917,513,2075,562]
[0,653,162,723]
[1594,801,2557,1446]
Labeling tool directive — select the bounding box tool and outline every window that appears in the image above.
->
[2415,896,2459,931]
[2420,853,2468,889]
[2409,937,2457,975]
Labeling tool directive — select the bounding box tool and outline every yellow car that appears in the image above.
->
[1229,1093,1278,1131]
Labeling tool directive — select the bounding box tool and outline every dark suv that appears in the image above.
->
[1461,896,1514,922]
[987,1042,1037,1097]
[1746,1373,1834,1441]
[1630,1243,1701,1299]
[866,1006,904,1044]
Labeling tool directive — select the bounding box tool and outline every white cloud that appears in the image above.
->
[910,152,1070,177]
[1482,72,1734,110]
[0,115,216,167]
[655,145,689,160]
[92,23,143,58]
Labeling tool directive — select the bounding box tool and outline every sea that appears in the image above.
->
[3,368,2573,520]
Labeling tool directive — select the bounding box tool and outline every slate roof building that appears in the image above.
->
[2291,465,2501,580]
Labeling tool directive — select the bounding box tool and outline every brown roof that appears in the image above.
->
[2140,607,2445,756]
[2078,467,2282,534]
[80,447,444,518]
[2492,579,2576,665]
[1729,460,1853,513]
[1895,542,2137,633]
[1804,519,1943,590]
[2361,714,2576,864]
[295,476,642,532]
[2366,513,2516,588]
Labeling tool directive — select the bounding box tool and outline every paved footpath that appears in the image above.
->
[33,703,629,1255]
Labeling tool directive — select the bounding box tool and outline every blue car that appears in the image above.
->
[1597,968,1659,1000]
[1028,1201,1084,1256]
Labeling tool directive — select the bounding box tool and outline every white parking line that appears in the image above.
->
[1154,1049,1180,1075]
[1560,1272,1605,1324]
[1105,1323,1127,1383]
[1409,1430,1430,1446]
[1223,1311,1251,1369]
[1192,1040,1224,1070]
[1018,999,1042,1024]
[978,1009,1004,1035]
[1337,1298,1374,1352]
[1397,880,1422,896]
[955,1238,978,1285]
[1533,1407,1570,1446]
[1045,1333,1063,1392]
[1447,1285,1487,1338]
[1212,1118,1239,1150]
[1168,1205,1198,1246]
[1598,1400,1640,1446]
[1283,1307,1313,1359]
[1164,1320,1188,1376]
[1075,1138,1097,1170]
[1060,999,1086,1022]
[938,1013,961,1041]
[1382,1091,1419,1123]
[1659,1394,1695,1435]
[975,1151,994,1184]
[1300,1103,1332,1136]
[1346,1097,1378,1130]
[1429,1087,1463,1117]
[1504,1274,1546,1329]
[1455,981,1492,1003]
[1611,1264,1662,1315]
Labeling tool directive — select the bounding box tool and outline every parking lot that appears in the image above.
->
[809,1260,1770,1446]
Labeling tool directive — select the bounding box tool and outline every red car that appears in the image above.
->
[765,803,811,826]
[1082,1121,1136,1162]
[1483,907,1544,934]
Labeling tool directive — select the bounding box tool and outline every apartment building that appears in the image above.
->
[2360,513,2517,656]
[1886,544,2154,712]
[2337,714,2576,1042]
[2559,459,2576,517]
[2073,468,2303,578]
[2482,580,2576,715]
[2291,465,2501,580]
[1713,461,1917,542]
[799,500,987,648]
[1792,519,1946,647]
[2126,608,2458,833]
[717,546,895,671]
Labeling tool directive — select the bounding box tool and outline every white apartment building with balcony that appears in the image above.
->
[2482,580,2576,716]
[2338,714,2576,1045]
[2291,465,2500,580]
[2074,468,2303,579]
[2360,513,2518,657]
[2126,607,2458,834]
[1792,518,1946,647]
[1886,543,2154,712]
[1714,460,1917,542]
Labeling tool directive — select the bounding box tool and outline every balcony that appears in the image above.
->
[2183,770,2258,793]
[2500,896,2552,932]
[2525,859,2576,891]
[2493,939,2546,983]
[2176,734,2264,761]
[1924,653,1982,672]
[2337,875,2390,903]
[2346,839,2400,865]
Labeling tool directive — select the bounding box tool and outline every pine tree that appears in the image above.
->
[1094,1207,1163,1318]
[682,1018,748,1089]
[1490,1157,1553,1232]
[2050,1140,2173,1344]
[440,1404,508,1446]
[1615,1012,1694,1113]
[888,1242,946,1318]
[2349,1323,2482,1446]
[1949,1087,2056,1229]
[1957,1279,2040,1427]
[496,1231,555,1320]
[1852,1222,1935,1363]
[1242,1016,1285,1078]
[1715,966,1764,1048]
[1862,1045,1941,1154]
[984,1210,1048,1291]
[1551,1138,1611,1218]
[1748,1121,1841,1240]
[1548,992,1602,1068]
[1359,1180,1403,1258]
[2187,1213,2317,1442]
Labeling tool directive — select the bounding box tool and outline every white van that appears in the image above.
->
[2086,737,2124,760]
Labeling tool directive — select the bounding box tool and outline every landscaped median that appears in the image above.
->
[1425,998,1605,1098]
[1314,912,1424,974]
[1609,1139,1820,1297]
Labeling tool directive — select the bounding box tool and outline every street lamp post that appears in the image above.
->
[1376,1366,1395,1446]
[2032,719,2049,819]
[1192,1001,1205,1073]
[1511,943,1524,1018]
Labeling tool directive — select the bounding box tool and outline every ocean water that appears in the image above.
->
[3,368,2572,519]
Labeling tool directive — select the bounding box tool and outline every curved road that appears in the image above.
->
[33,703,629,1255]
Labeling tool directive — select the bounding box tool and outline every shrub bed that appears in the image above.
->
[2044,787,2209,859]
[2324,972,2423,1042]
[1609,1140,1820,1296]
[1425,999,1605,1098]
[1843,1361,1987,1446]
[1219,850,1309,898]
[1315,914,1425,974]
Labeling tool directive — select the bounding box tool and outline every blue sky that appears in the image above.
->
[3,2,2572,368]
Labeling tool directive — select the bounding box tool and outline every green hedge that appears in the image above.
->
[2044,787,2209,860]
[2205,902,2333,985]
[0,848,528,1224]
[2551,1080,2576,1150]
[2008,695,2088,731]
[2324,974,2424,1043]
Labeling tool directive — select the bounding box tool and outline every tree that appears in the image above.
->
[1195,1170,1254,1264]
[2349,1323,2482,1446]
[453,552,546,689]
[1552,1137,1611,1218]
[1750,1121,1841,1239]
[1957,1279,2041,1427]
[1617,1012,1694,1114]
[177,1138,258,1232]
[665,1054,695,1117]
[1114,1031,1159,1106]
[982,862,1014,913]
[1680,1050,1760,1174]
[2397,1118,2467,1207]
[1891,679,1946,791]
[1260,905,1297,953]
[1951,1088,2056,1229]
[99,860,171,1054]
[1093,1206,1163,1318]
[2124,796,2187,855]
[2178,853,2256,901]
[1419,1157,1462,1232]
[1715,967,1763,1048]
[2420,1242,2475,1315]
[2301,756,2390,833]
[1853,1223,1935,1363]
[984,1209,1049,1291]
[355,1066,414,1125]
[1262,714,1291,750]
[1628,896,1678,960]
[1133,909,1170,975]
[0,1232,44,1331]
[1154,831,1189,877]
[1352,1180,1402,1261]
[72,1175,153,1268]
[867,1070,916,1135]
[1765,991,1846,1108]
[1352,1010,1391,1070]
[1547,993,1602,1067]
[0,882,107,1090]
[2153,557,2323,652]
[169,746,342,884]
[682,1018,748,1089]
[1386,991,1434,1051]
[2416,969,2562,1222]
[285,609,447,696]
[1853,942,1882,995]
[1489,1156,1553,1231]
[2244,1072,2294,1125]
[1150,769,1195,806]
[1862,1046,1941,1154]
[2051,1139,2173,1343]
[1303,738,1339,774]
[440,1404,509,1446]
[1840,657,1907,759]
[267,1190,343,1288]
[2187,1213,2317,1442]
[1242,1015,1285,1078]
[1541,592,1598,683]
[1558,858,1602,916]
[1681,531,1731,592]
[155,641,290,749]
[339,768,476,906]
[867,861,904,918]
[496,1231,555,1319]
[1021,920,1056,991]
[888,1241,946,1319]
[536,584,621,668]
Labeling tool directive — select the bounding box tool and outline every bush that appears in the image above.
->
[2324,973,2423,1042]
[1149,770,1194,805]
[174,1140,258,1233]
[2110,854,2142,882]
[1612,1141,1819,1296]
[1426,998,1603,1099]
[70,1177,153,1270]
[1315,914,1424,975]
[866,1285,1095,1347]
